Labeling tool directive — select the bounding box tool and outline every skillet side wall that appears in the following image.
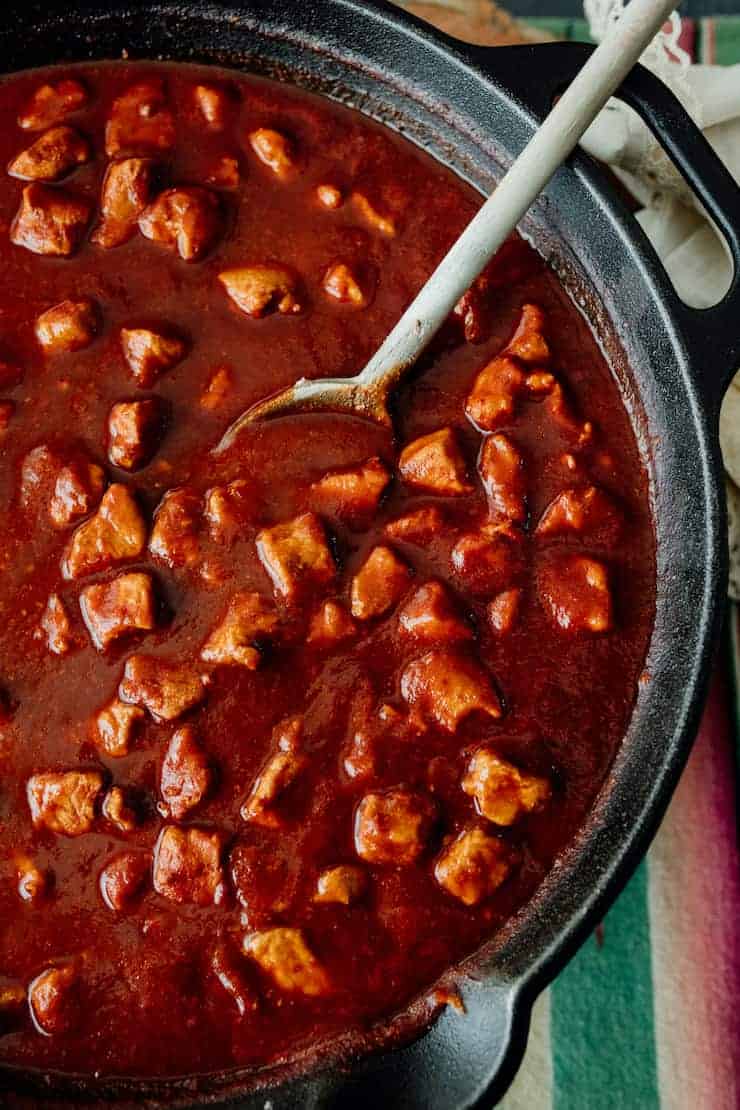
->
[0,2,725,1107]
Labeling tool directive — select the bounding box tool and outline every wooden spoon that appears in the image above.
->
[216,0,676,452]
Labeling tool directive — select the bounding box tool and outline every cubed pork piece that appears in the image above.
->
[241,716,306,827]
[101,786,139,832]
[211,943,258,1016]
[487,588,523,635]
[193,84,230,129]
[350,545,411,621]
[105,80,175,157]
[80,571,156,650]
[218,264,302,318]
[243,928,330,996]
[149,486,201,568]
[451,523,525,597]
[27,771,103,836]
[92,698,144,757]
[314,864,367,905]
[309,456,390,526]
[350,192,396,236]
[257,512,335,601]
[384,505,444,545]
[201,591,279,669]
[538,554,613,633]
[15,855,51,903]
[400,649,501,731]
[35,297,98,355]
[397,580,472,645]
[153,825,225,906]
[316,182,343,209]
[119,654,206,722]
[204,479,253,543]
[99,851,150,911]
[322,262,372,307]
[478,433,527,523]
[8,126,90,182]
[62,484,146,579]
[19,78,88,131]
[434,826,513,906]
[248,128,296,179]
[354,788,436,865]
[107,398,163,470]
[120,326,186,387]
[200,365,233,411]
[535,485,621,545]
[505,303,549,364]
[37,593,75,655]
[50,458,106,529]
[307,600,356,648]
[91,157,154,248]
[462,747,550,826]
[464,356,526,432]
[399,427,471,496]
[28,963,79,1035]
[11,183,91,257]
[160,724,212,820]
[139,187,221,261]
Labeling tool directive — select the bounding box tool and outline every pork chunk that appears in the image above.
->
[11,183,90,257]
[307,600,356,648]
[463,748,550,826]
[19,79,88,131]
[314,864,367,905]
[16,855,51,903]
[310,456,390,526]
[37,593,75,655]
[107,398,163,470]
[384,505,444,545]
[487,588,523,635]
[351,192,396,236]
[35,297,98,355]
[535,485,621,545]
[119,654,206,722]
[399,428,471,496]
[322,262,371,307]
[248,128,296,179]
[219,264,302,318]
[478,433,527,523]
[354,788,436,865]
[544,381,593,447]
[506,303,549,364]
[149,487,201,568]
[28,963,79,1035]
[211,943,258,1016]
[120,326,186,387]
[243,928,330,996]
[99,851,150,911]
[465,356,526,432]
[8,126,90,182]
[80,571,156,650]
[201,591,279,669]
[91,157,154,248]
[350,545,411,621]
[200,365,233,411]
[62,484,146,579]
[160,724,212,820]
[102,786,139,832]
[241,716,306,827]
[400,650,501,731]
[92,698,144,757]
[257,512,335,601]
[398,580,472,645]
[434,826,513,906]
[194,84,230,129]
[105,79,175,157]
[316,183,343,209]
[538,554,613,633]
[451,523,525,597]
[50,458,106,528]
[153,825,225,906]
[204,479,253,543]
[27,771,103,836]
[139,187,221,261]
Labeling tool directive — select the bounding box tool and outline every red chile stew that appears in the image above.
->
[0,62,655,1082]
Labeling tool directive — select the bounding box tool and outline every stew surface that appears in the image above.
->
[0,62,655,1084]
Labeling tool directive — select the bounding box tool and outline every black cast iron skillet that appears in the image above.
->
[3,1,740,1107]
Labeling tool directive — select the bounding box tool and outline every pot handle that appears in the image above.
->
[468,40,740,417]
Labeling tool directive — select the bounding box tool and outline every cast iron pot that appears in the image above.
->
[4,1,740,1107]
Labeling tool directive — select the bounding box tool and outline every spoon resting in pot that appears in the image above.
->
[215,0,676,452]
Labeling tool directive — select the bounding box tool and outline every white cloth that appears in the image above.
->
[581,0,740,596]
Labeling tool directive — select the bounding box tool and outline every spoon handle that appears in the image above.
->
[358,0,677,391]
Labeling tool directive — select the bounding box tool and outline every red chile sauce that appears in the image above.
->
[0,63,655,1082]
